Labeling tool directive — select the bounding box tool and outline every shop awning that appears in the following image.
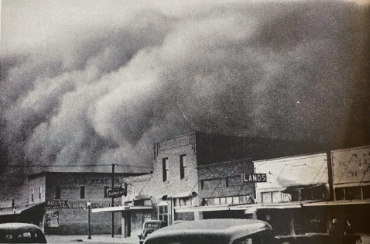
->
[303,199,370,207]
[175,205,230,213]
[230,202,302,210]
[91,205,153,213]
[282,183,326,193]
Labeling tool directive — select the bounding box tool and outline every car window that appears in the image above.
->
[145,223,161,228]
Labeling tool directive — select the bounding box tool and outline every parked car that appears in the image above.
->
[138,220,166,244]
[0,223,47,243]
[143,219,275,244]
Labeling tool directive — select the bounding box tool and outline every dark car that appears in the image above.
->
[0,223,47,243]
[138,220,166,244]
[143,219,275,244]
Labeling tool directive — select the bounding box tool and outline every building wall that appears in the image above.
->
[331,145,370,200]
[122,133,202,235]
[254,153,329,203]
[197,159,255,202]
[26,175,47,206]
[43,172,136,235]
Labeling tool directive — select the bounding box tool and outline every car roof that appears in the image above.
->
[0,223,42,231]
[145,219,272,244]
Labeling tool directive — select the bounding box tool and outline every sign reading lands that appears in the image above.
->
[242,173,267,182]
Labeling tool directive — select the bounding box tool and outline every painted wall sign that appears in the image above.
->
[332,147,370,184]
[242,173,267,182]
[46,200,118,209]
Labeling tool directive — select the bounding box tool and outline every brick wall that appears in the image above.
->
[197,159,255,199]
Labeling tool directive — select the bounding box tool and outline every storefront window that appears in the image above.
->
[335,188,345,200]
[345,186,361,200]
[261,192,271,203]
[362,185,370,199]
[159,202,169,226]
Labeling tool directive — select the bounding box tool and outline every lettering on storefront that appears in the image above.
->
[46,200,113,209]
[242,174,267,182]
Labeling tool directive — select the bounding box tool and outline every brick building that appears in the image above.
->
[92,132,323,237]
[0,171,144,235]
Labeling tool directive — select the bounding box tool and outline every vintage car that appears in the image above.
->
[0,223,47,243]
[138,220,166,244]
[143,219,275,244]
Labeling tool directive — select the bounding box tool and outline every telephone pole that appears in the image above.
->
[111,163,117,238]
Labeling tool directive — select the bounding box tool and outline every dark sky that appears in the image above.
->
[0,0,369,176]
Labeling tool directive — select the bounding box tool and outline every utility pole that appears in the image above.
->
[111,164,117,238]
[87,201,91,239]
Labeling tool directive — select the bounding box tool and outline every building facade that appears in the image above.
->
[0,171,143,235]
[328,146,370,233]
[93,132,322,237]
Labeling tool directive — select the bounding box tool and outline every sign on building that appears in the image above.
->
[242,173,267,182]
[108,183,127,198]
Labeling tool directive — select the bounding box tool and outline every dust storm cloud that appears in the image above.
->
[0,1,369,175]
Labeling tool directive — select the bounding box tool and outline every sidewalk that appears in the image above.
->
[46,233,140,244]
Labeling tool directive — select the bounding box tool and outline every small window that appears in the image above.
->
[80,186,85,199]
[39,187,42,199]
[31,188,34,202]
[55,186,61,199]
[162,158,169,182]
[180,154,186,179]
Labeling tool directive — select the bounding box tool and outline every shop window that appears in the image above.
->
[272,191,281,202]
[281,193,291,202]
[345,186,361,200]
[233,196,240,204]
[158,203,168,226]
[180,154,186,179]
[261,192,271,203]
[162,158,169,182]
[104,186,110,198]
[207,198,215,205]
[80,186,85,199]
[362,185,370,199]
[335,188,345,200]
[226,197,233,205]
[55,186,61,199]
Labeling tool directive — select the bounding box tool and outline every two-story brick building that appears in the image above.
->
[92,132,323,237]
